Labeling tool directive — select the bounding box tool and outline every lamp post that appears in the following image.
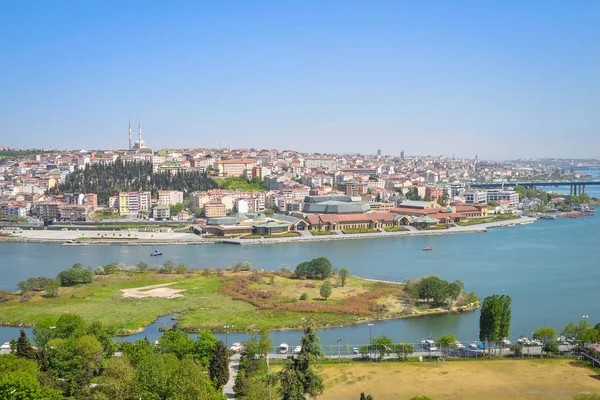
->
[224,325,234,348]
[337,338,342,359]
[367,323,374,360]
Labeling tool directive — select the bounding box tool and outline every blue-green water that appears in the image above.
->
[1,211,599,346]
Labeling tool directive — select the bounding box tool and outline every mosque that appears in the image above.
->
[128,121,150,150]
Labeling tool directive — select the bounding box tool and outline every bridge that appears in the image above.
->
[469,181,600,195]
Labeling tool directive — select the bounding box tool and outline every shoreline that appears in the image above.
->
[0,216,537,246]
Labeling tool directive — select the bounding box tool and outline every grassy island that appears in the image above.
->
[0,263,479,335]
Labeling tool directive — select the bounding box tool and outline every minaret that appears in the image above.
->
[128,120,132,150]
[138,121,142,146]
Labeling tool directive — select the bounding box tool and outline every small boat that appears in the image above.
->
[279,343,289,354]
[539,214,556,220]
[230,342,243,353]
[151,249,163,256]
[293,345,302,354]
[423,246,432,251]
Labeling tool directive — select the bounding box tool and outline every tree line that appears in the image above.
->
[51,159,216,204]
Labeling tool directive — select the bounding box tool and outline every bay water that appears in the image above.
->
[1,209,598,347]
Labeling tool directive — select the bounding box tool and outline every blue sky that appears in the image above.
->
[1,0,599,159]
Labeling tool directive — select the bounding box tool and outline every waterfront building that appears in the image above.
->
[486,189,519,206]
[84,193,98,210]
[302,195,371,214]
[464,190,487,204]
[305,212,396,231]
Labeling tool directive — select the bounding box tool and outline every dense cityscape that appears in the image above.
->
[0,131,597,237]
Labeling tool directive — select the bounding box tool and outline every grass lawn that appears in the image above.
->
[240,232,300,239]
[0,272,477,333]
[383,226,409,232]
[318,359,600,400]
[342,228,379,234]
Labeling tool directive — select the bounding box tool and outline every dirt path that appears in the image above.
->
[121,283,186,299]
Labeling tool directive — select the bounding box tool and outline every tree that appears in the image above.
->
[195,330,218,367]
[44,279,59,298]
[158,330,196,360]
[93,356,135,400]
[371,336,394,360]
[0,371,63,400]
[479,294,512,353]
[436,334,457,357]
[15,330,35,360]
[562,320,597,343]
[339,268,349,287]
[417,275,447,304]
[209,340,229,390]
[533,326,557,353]
[394,342,415,361]
[320,282,333,300]
[279,319,324,400]
[294,257,333,280]
[56,265,93,286]
[233,369,250,398]
[257,328,272,359]
[360,392,374,400]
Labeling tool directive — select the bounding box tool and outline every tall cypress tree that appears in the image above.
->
[209,340,229,389]
[15,329,36,360]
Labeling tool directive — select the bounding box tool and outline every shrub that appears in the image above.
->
[320,282,333,300]
[299,292,308,301]
[0,290,18,303]
[17,277,50,292]
[231,261,252,272]
[20,292,35,302]
[201,268,213,276]
[174,263,188,274]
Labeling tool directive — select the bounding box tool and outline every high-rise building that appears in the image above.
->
[400,150,405,159]
[377,149,382,156]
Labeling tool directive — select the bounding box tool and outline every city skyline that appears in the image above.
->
[1,1,599,159]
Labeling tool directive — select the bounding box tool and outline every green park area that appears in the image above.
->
[0,259,478,334]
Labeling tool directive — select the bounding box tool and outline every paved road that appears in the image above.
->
[223,354,241,399]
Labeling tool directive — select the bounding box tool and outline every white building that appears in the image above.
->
[486,190,519,206]
[236,199,249,214]
[464,190,487,204]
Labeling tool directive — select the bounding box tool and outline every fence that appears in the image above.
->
[264,340,592,361]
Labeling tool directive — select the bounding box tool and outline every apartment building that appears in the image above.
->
[158,190,184,206]
[204,202,227,218]
[118,191,151,217]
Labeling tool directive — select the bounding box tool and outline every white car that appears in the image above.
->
[293,346,302,354]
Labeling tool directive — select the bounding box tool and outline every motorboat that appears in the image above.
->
[455,341,465,350]
[352,347,359,354]
[293,345,302,354]
[0,342,11,350]
[230,342,243,353]
[279,343,289,354]
[501,338,512,347]
[151,249,163,256]
[423,246,432,251]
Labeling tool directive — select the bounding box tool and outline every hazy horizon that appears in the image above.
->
[1,1,599,159]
